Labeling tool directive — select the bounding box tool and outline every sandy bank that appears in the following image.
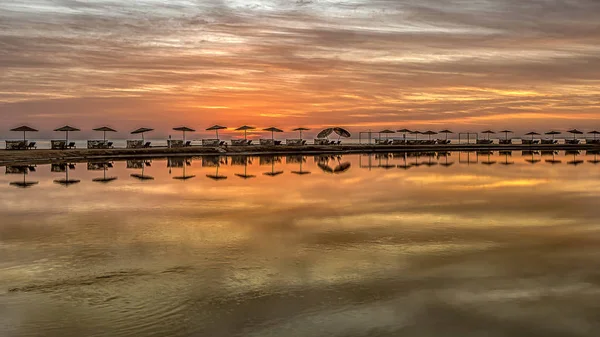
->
[1,143,599,166]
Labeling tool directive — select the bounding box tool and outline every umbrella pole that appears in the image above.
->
[272,131,274,141]
[216,129,219,140]
[244,130,247,140]
[66,131,69,144]
[23,131,26,142]
[104,131,106,142]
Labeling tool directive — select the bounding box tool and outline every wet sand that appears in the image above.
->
[1,143,599,166]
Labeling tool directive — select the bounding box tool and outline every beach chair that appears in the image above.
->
[143,142,152,148]
[67,142,76,149]
[565,139,580,145]
[274,140,282,145]
[219,141,226,146]
[107,142,114,148]
[499,139,512,145]
[27,142,37,149]
[302,140,306,145]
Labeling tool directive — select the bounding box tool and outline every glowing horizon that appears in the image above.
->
[1,0,600,138]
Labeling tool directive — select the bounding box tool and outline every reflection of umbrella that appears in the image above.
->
[334,162,351,173]
[236,125,256,140]
[292,127,310,139]
[587,151,600,164]
[173,126,195,142]
[129,160,154,180]
[206,165,227,180]
[439,153,455,167]
[234,157,256,179]
[500,152,514,165]
[173,163,196,180]
[423,130,438,140]
[206,125,227,140]
[481,130,495,140]
[288,156,311,175]
[8,166,38,188]
[92,164,117,183]
[545,131,561,140]
[378,129,395,140]
[479,152,496,165]
[263,160,284,177]
[131,127,154,141]
[567,150,584,166]
[54,125,80,143]
[525,131,540,141]
[317,128,334,139]
[53,164,81,186]
[499,130,512,140]
[10,125,38,142]
[525,153,541,164]
[263,127,284,141]
[397,153,412,169]
[439,129,453,141]
[93,126,117,142]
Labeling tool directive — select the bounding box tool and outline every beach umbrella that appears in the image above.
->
[410,130,421,140]
[333,127,351,141]
[54,125,80,144]
[263,127,284,141]
[131,127,154,141]
[292,127,310,139]
[567,129,583,140]
[317,128,334,139]
[439,153,455,167]
[10,125,38,142]
[235,125,256,140]
[173,126,195,142]
[587,151,600,164]
[334,162,351,173]
[523,151,541,164]
[567,150,584,166]
[92,164,117,183]
[93,126,117,142]
[7,166,38,188]
[53,164,80,186]
[129,160,154,180]
[439,129,453,141]
[173,162,196,180]
[481,130,495,140]
[525,131,540,140]
[287,155,311,175]
[318,162,334,173]
[206,165,227,181]
[206,125,227,140]
[479,152,496,165]
[545,131,561,140]
[378,129,395,140]
[499,130,513,140]
[500,152,514,165]
[397,128,412,140]
[423,130,438,140]
[588,130,600,140]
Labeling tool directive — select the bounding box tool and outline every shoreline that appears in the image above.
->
[1,144,599,166]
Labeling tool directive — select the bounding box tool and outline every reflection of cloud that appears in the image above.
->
[1,1,600,135]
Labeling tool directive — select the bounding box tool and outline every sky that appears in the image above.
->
[1,0,600,138]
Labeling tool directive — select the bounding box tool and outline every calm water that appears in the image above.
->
[1,151,600,337]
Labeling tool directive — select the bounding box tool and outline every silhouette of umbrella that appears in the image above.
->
[317,128,334,139]
[422,130,438,140]
[334,162,351,173]
[545,131,561,140]
[129,160,154,180]
[378,129,395,140]
[92,163,117,183]
[7,166,38,188]
[233,156,256,179]
[173,126,195,142]
[54,125,80,144]
[376,153,395,169]
[567,129,583,140]
[292,127,310,139]
[10,125,38,142]
[235,125,255,140]
[288,155,311,175]
[333,127,351,139]
[263,159,284,177]
[500,151,514,165]
[93,126,117,142]
[525,131,540,141]
[439,153,455,167]
[588,130,600,140]
[479,151,496,165]
[53,164,80,186]
[397,153,412,169]
[206,125,227,140]
[499,130,512,140]
[397,128,412,140]
[439,129,453,141]
[481,130,495,140]
[263,127,283,141]
[410,130,421,141]
[524,151,541,164]
[206,165,227,180]
[172,159,195,180]
[567,150,584,166]
[131,127,154,141]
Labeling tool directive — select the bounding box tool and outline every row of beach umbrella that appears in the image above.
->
[378,129,600,140]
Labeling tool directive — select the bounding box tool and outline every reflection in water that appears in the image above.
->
[2,151,600,336]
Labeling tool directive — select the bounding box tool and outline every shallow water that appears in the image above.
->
[1,151,600,337]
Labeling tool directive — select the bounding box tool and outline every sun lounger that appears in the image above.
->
[391,139,406,145]
[107,142,114,148]
[230,139,247,146]
[259,139,275,146]
[274,140,282,145]
[5,140,27,150]
[521,139,534,145]
[565,139,580,145]
[587,139,600,145]
[476,139,493,144]
[26,142,37,149]
[286,139,304,146]
[202,139,220,146]
[144,142,152,148]
[499,139,512,145]
[67,142,76,149]
[314,139,328,145]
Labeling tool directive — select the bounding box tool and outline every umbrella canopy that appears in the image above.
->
[173,126,195,142]
[588,130,600,140]
[206,125,227,140]
[499,130,513,140]
[545,130,561,140]
[422,130,437,140]
[567,129,583,139]
[525,131,540,140]
[10,125,38,142]
[333,162,351,173]
[410,130,421,140]
[235,125,256,140]
[379,129,395,140]
[263,127,284,140]
[481,130,495,140]
[317,128,334,139]
[93,126,117,141]
[439,129,453,140]
[333,127,351,138]
[131,127,154,141]
[54,125,80,143]
[292,127,310,139]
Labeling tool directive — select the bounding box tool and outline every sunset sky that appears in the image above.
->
[1,0,600,138]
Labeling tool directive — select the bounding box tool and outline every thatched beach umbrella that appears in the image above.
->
[173,126,195,142]
[545,130,561,140]
[481,130,495,140]
[439,129,453,141]
[206,125,227,140]
[93,126,117,142]
[397,128,412,140]
[499,130,512,140]
[378,129,395,140]
[131,127,154,141]
[567,129,583,140]
[10,125,38,142]
[588,130,600,140]
[292,127,310,139]
[236,125,256,140]
[423,130,438,140]
[525,131,540,141]
[263,127,284,141]
[410,130,421,141]
[54,125,80,144]
[334,162,351,173]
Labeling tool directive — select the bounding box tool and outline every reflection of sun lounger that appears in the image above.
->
[565,139,580,145]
